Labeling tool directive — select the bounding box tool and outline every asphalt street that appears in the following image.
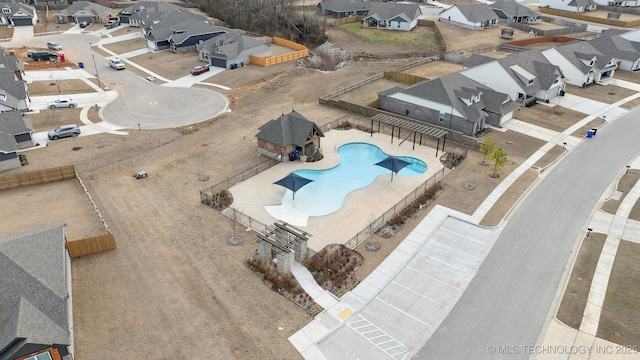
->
[416,107,640,358]
[6,32,229,129]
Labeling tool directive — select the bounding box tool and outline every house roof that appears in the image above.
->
[0,131,17,153]
[363,2,422,23]
[553,40,612,74]
[0,47,24,73]
[0,225,70,360]
[169,22,226,46]
[142,9,211,43]
[589,29,640,62]
[489,0,539,18]
[442,3,498,22]
[0,110,33,135]
[0,2,35,18]
[201,32,266,60]
[395,72,517,121]
[255,111,324,148]
[466,49,563,93]
[317,0,370,13]
[0,68,26,100]
[54,0,111,17]
[119,1,180,19]
[567,0,598,8]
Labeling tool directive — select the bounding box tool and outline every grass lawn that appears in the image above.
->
[556,233,606,329]
[598,240,640,346]
[339,22,441,49]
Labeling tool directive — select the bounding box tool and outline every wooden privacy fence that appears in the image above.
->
[384,71,428,84]
[250,37,309,67]
[538,7,640,27]
[66,234,116,258]
[0,165,76,191]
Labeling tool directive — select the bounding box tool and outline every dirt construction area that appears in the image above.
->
[2,12,640,360]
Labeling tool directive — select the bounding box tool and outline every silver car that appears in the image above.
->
[48,124,81,140]
[47,98,78,109]
[108,58,125,70]
[47,41,62,50]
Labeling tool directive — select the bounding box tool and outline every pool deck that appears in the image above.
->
[226,128,445,253]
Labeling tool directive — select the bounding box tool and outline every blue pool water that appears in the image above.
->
[280,142,427,216]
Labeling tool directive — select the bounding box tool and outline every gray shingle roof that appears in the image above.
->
[0,2,34,18]
[55,0,111,17]
[142,9,211,43]
[119,1,180,19]
[567,0,598,8]
[448,3,498,22]
[201,32,266,59]
[0,131,17,153]
[318,0,370,13]
[396,72,517,122]
[0,110,33,135]
[0,225,70,359]
[255,111,324,148]
[489,0,539,18]
[0,67,26,100]
[553,40,612,74]
[589,29,640,62]
[364,2,422,23]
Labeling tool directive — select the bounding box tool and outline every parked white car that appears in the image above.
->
[47,98,77,109]
[47,41,62,50]
[108,58,125,70]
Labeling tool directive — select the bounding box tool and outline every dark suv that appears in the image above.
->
[27,51,58,61]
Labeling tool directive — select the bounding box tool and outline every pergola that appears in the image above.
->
[369,113,449,156]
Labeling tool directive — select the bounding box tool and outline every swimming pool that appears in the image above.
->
[278,142,427,216]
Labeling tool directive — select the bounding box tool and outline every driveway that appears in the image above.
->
[5,33,229,130]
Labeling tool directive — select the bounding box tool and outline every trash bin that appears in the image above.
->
[78,62,84,68]
[591,127,598,135]
[587,130,594,138]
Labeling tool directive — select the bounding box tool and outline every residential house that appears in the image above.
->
[117,1,181,26]
[538,0,598,12]
[0,67,29,112]
[0,46,25,81]
[378,72,520,135]
[53,1,112,24]
[317,0,422,30]
[543,40,617,86]
[362,2,422,31]
[461,50,565,106]
[0,225,73,360]
[0,1,37,27]
[317,0,371,18]
[139,9,223,52]
[255,111,325,160]
[589,29,640,71]
[197,32,270,68]
[489,0,541,23]
[0,131,19,170]
[0,110,36,149]
[439,3,499,30]
[591,0,638,6]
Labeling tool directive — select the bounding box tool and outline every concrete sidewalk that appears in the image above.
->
[288,82,640,359]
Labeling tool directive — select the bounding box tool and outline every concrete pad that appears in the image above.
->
[502,119,561,142]
[623,220,640,243]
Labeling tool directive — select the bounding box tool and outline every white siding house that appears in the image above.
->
[439,4,499,30]
[539,0,598,12]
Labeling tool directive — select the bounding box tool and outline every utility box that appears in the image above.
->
[136,171,148,179]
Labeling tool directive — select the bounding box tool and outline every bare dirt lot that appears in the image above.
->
[3,14,636,360]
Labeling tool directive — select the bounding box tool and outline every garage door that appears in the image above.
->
[76,16,92,23]
[12,18,32,26]
[210,57,227,68]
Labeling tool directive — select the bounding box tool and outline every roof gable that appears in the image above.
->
[256,111,324,147]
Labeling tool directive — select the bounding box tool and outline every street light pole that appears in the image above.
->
[92,54,101,89]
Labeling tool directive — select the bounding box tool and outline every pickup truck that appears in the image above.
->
[104,20,120,29]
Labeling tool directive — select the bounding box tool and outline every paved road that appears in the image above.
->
[416,108,640,358]
[4,33,228,129]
